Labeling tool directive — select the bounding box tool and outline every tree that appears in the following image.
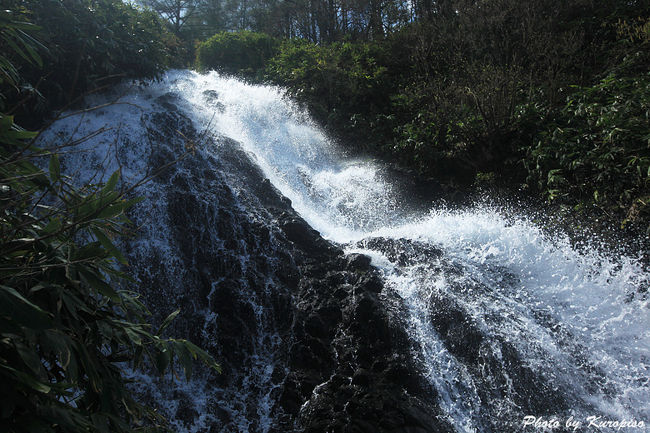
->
[141,0,202,34]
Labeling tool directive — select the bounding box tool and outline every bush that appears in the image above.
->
[524,70,650,225]
[196,31,279,77]
[1,118,220,432]
[264,39,394,142]
[1,11,219,433]
[1,0,182,127]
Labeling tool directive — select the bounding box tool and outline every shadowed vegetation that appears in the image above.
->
[194,1,649,231]
[1,4,219,432]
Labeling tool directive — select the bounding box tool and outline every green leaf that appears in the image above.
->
[18,29,43,67]
[102,170,120,195]
[72,242,106,261]
[96,197,144,220]
[0,285,52,329]
[43,217,62,234]
[2,33,32,65]
[133,345,144,370]
[15,342,43,375]
[79,268,120,302]
[157,309,180,336]
[179,339,221,373]
[0,364,51,393]
[77,198,99,220]
[74,342,102,392]
[173,341,193,381]
[124,326,143,346]
[155,347,170,374]
[92,227,127,265]
[49,154,60,183]
[40,329,73,363]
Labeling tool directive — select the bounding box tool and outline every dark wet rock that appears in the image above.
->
[279,216,336,257]
[278,247,452,433]
[154,92,179,111]
[346,253,372,271]
[175,397,199,427]
[281,218,320,247]
[358,272,383,293]
[354,237,443,267]
[202,89,219,103]
[428,294,484,363]
[428,287,569,432]
[124,98,453,433]
[346,234,573,432]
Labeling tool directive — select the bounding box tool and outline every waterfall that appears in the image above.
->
[38,70,649,432]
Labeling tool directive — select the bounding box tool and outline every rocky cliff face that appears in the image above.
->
[117,97,452,432]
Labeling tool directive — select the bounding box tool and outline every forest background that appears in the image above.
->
[5,0,650,230]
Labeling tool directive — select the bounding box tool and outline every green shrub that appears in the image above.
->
[524,70,650,224]
[264,39,393,141]
[264,39,342,120]
[2,0,182,127]
[1,119,220,432]
[196,31,279,77]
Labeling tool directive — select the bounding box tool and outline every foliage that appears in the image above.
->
[0,9,44,110]
[617,17,650,44]
[1,122,220,432]
[0,9,220,433]
[140,0,201,35]
[196,31,279,78]
[1,0,183,127]
[150,0,413,43]
[263,39,395,141]
[518,13,650,228]
[525,71,650,226]
[247,0,603,179]
[248,0,650,226]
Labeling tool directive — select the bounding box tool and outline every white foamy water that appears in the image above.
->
[352,211,649,431]
[39,70,649,432]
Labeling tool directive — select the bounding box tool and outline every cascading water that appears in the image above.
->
[39,70,648,432]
